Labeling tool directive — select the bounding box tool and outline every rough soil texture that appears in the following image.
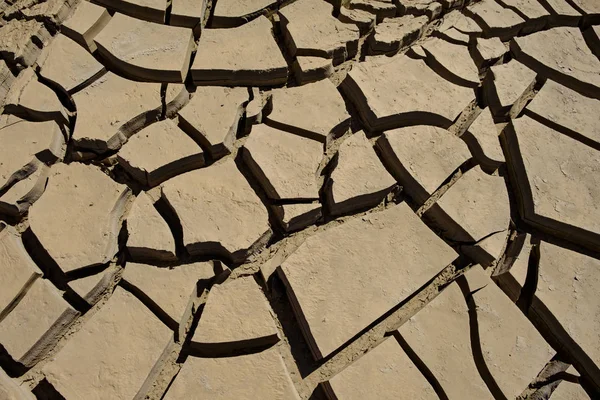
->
[0,0,599,398]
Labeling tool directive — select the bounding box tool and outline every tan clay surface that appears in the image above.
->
[1,0,599,398]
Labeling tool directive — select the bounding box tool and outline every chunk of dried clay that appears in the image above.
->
[125,192,176,262]
[94,13,194,83]
[177,86,248,159]
[279,0,360,65]
[534,242,600,372]
[211,0,276,28]
[397,280,495,399]
[37,34,104,94]
[421,37,480,87]
[525,80,600,147]
[0,20,51,68]
[191,16,288,86]
[292,56,334,85]
[368,15,429,55]
[348,0,398,22]
[117,119,205,187]
[338,7,376,34]
[484,60,536,114]
[3,68,67,123]
[0,225,42,318]
[327,131,396,215]
[425,166,510,266]
[266,78,350,143]
[60,1,111,52]
[43,287,172,399]
[243,124,323,200]
[0,278,77,367]
[170,0,208,28]
[275,202,322,232]
[511,26,600,99]
[323,336,437,399]
[0,368,35,400]
[473,37,506,67]
[28,163,132,273]
[503,115,600,251]
[122,261,213,339]
[462,107,505,171]
[161,159,271,262]
[376,125,471,205]
[279,203,457,358]
[462,265,555,398]
[164,347,300,399]
[341,54,474,131]
[72,72,161,152]
[192,276,279,352]
[94,0,166,23]
[466,0,525,40]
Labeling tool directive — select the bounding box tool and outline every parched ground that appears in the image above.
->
[0,0,599,398]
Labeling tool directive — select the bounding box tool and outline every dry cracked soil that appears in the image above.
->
[0,0,599,398]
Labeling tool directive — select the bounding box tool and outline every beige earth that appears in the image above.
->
[0,0,599,398]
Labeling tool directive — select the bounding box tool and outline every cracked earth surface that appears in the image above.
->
[0,0,599,398]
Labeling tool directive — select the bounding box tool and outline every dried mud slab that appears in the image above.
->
[170,0,208,28]
[93,0,166,23]
[484,60,536,115]
[327,131,396,215]
[279,203,457,359]
[0,118,65,216]
[279,0,360,65]
[421,36,480,87]
[37,34,105,94]
[425,166,510,266]
[177,86,248,159]
[266,79,350,143]
[466,0,525,39]
[341,54,474,131]
[368,15,429,55]
[462,107,505,171]
[161,159,271,262]
[276,202,322,232]
[348,0,398,22]
[323,336,437,399]
[292,56,334,84]
[0,225,42,318]
[164,347,300,399]
[376,125,471,205]
[534,242,600,374]
[121,261,213,338]
[191,17,288,86]
[525,80,600,147]
[3,68,67,123]
[43,287,172,399]
[397,280,494,399]
[192,276,279,352]
[94,13,194,83]
[72,72,161,152]
[0,368,35,399]
[28,163,132,273]
[461,265,555,398]
[339,6,376,33]
[117,119,205,187]
[211,0,275,28]
[473,37,506,68]
[511,27,600,100]
[0,278,77,367]
[503,115,600,251]
[125,192,176,262]
[60,0,112,52]
[243,124,323,200]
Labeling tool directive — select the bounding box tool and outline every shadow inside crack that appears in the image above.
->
[456,274,509,400]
